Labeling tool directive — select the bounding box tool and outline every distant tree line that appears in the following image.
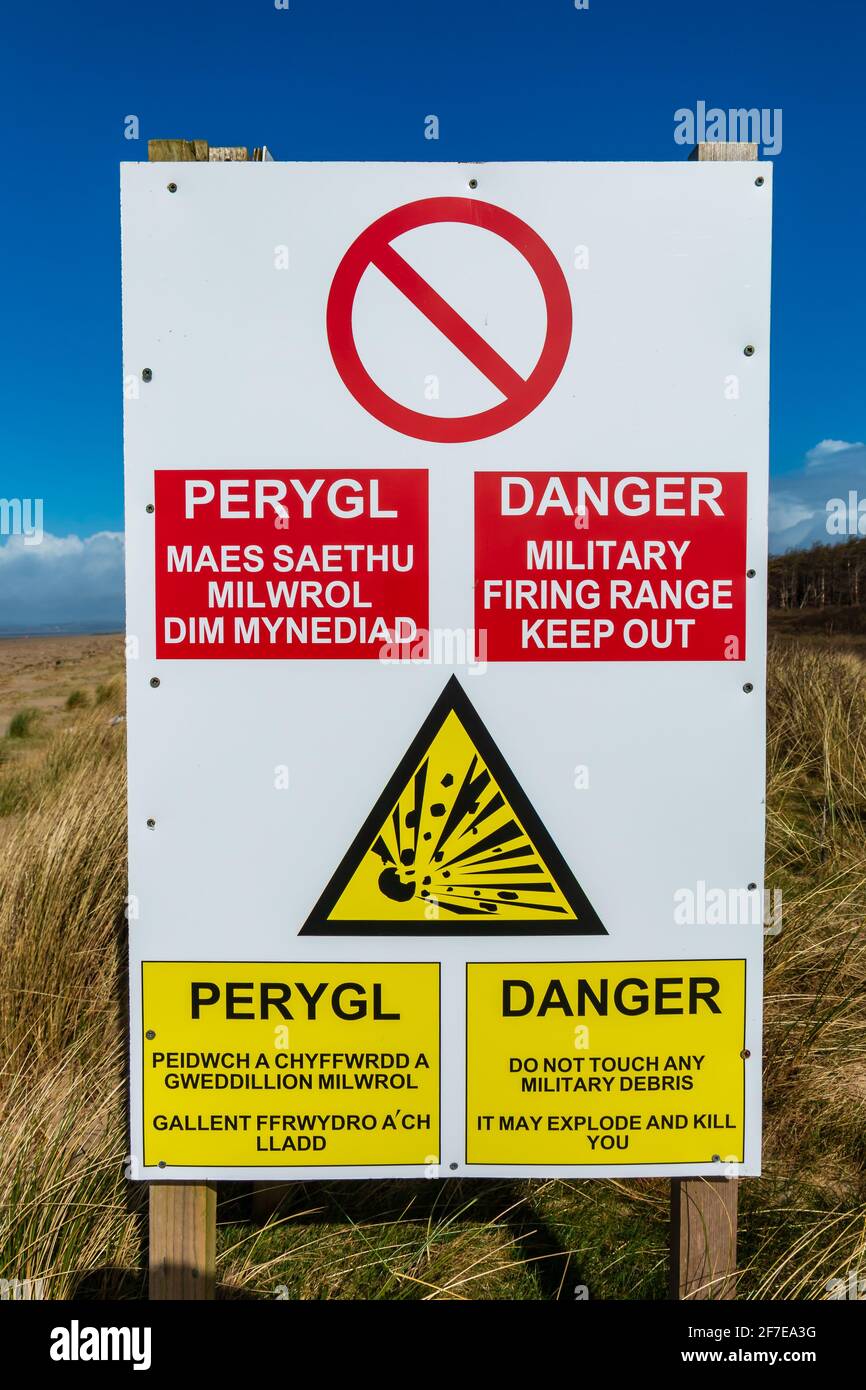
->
[768,537,866,609]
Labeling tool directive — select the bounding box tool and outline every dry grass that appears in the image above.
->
[0,687,143,1298]
[0,640,863,1299]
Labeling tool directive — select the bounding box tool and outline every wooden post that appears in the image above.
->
[144,137,216,1303]
[147,139,255,162]
[688,140,758,162]
[669,135,757,1303]
[147,138,210,162]
[670,1177,738,1299]
[149,1183,217,1299]
[142,134,272,1295]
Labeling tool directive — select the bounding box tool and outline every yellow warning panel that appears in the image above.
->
[302,675,605,935]
[142,962,439,1168]
[466,960,746,1166]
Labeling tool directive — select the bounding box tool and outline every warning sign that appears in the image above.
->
[303,676,605,935]
[475,472,747,660]
[142,962,440,1167]
[154,469,428,658]
[327,198,572,443]
[123,160,770,1180]
[466,960,746,1165]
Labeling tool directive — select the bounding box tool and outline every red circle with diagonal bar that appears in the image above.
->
[326,197,573,444]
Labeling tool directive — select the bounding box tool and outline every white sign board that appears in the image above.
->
[122,161,771,1180]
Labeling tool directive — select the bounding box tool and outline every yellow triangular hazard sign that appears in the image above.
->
[301,677,606,935]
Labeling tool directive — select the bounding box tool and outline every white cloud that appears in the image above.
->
[769,440,866,553]
[0,531,125,630]
[804,438,858,467]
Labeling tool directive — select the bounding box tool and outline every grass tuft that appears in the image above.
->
[7,707,42,739]
[95,681,120,707]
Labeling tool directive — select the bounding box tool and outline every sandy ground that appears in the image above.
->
[0,633,125,736]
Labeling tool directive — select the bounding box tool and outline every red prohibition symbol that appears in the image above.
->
[326,197,573,444]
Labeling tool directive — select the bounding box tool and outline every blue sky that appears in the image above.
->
[1,0,863,626]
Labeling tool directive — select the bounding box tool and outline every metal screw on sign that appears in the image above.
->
[747,882,757,891]
[150,677,160,688]
[743,344,756,357]
[146,818,156,829]
[468,178,478,189]
[755,176,764,186]
[743,682,754,693]
[712,1154,721,1163]
[146,1030,156,1040]
[141,368,153,382]
[158,1161,166,1169]
[449,1162,458,1170]
[741,1049,751,1059]
[167,182,178,193]
[747,568,756,578]
[146,503,155,514]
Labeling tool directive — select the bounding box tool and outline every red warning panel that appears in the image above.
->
[154,470,428,659]
[474,472,747,661]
